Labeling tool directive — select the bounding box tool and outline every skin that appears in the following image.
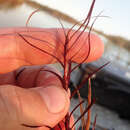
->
[0,27,104,130]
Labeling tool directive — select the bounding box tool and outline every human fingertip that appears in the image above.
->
[36,86,70,114]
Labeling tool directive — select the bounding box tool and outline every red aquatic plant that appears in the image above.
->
[0,0,108,129]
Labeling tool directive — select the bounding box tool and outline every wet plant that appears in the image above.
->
[21,0,109,129]
[0,0,109,129]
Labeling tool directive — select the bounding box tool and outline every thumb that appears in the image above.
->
[0,85,70,129]
[32,85,70,127]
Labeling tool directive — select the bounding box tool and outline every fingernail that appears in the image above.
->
[37,86,67,113]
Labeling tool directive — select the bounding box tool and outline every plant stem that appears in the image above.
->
[85,78,91,130]
[63,36,70,90]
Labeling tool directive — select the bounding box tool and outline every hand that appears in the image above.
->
[0,27,104,130]
[0,65,71,130]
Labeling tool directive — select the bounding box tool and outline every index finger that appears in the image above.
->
[0,27,104,73]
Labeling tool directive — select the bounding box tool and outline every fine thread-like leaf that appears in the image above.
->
[69,35,89,62]
[92,114,97,130]
[17,33,64,67]
[71,99,95,129]
[40,69,66,89]
[25,8,68,50]
[67,0,96,52]
[70,10,100,73]
[70,62,110,99]
[21,33,66,63]
[26,9,40,27]
[69,100,85,121]
[76,88,86,129]
[21,34,57,49]
[57,18,67,38]
[22,33,66,59]
[70,23,92,73]
[0,30,66,58]
[15,68,26,80]
[68,2,103,78]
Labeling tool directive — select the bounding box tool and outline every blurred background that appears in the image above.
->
[0,0,130,130]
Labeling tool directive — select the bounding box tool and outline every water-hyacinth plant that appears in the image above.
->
[0,0,109,129]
